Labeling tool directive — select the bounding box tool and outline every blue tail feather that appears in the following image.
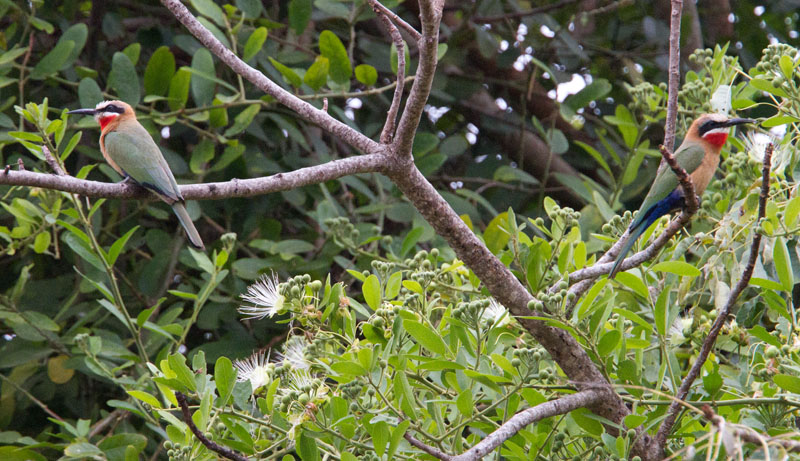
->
[609,189,684,278]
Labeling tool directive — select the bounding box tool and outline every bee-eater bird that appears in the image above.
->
[67,100,204,250]
[609,113,754,278]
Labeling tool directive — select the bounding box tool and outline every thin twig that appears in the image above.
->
[175,391,249,461]
[391,0,442,157]
[41,146,66,176]
[405,433,454,460]
[369,0,406,143]
[663,0,683,152]
[369,0,421,41]
[660,144,698,213]
[655,143,772,448]
[0,372,64,422]
[411,390,601,461]
[701,404,800,453]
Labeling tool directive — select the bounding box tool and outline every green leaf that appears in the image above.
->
[33,231,50,254]
[144,46,176,96]
[191,48,216,107]
[167,68,192,111]
[749,78,788,98]
[780,55,796,80]
[297,431,320,461]
[372,421,390,458]
[168,353,197,392]
[243,27,268,61]
[78,78,104,108]
[122,43,141,65]
[127,390,162,409]
[236,0,262,17]
[597,330,621,356]
[61,131,83,162]
[59,23,88,70]
[362,274,381,310]
[389,420,411,460]
[190,139,215,174]
[762,114,800,128]
[606,105,637,148]
[109,52,140,105]
[65,442,103,458]
[304,56,330,91]
[774,374,800,394]
[400,227,424,258]
[330,361,367,376]
[215,356,236,404]
[289,0,312,34]
[355,64,378,86]
[106,226,139,266]
[269,57,302,88]
[0,47,29,66]
[774,236,793,290]
[223,104,260,137]
[390,40,410,75]
[63,232,105,271]
[786,196,800,228]
[404,320,448,356]
[319,30,351,83]
[613,271,649,299]
[484,211,510,254]
[623,414,647,428]
[650,261,701,277]
[30,40,75,79]
[191,0,226,26]
[402,280,423,294]
[456,388,473,416]
[564,78,612,111]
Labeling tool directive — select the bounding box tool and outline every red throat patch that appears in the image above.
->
[703,132,728,147]
[98,114,118,130]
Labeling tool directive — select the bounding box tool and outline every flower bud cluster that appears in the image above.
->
[325,216,361,249]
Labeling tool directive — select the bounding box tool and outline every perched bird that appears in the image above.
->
[68,100,204,250]
[609,113,754,278]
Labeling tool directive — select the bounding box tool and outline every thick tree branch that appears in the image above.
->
[384,158,643,454]
[159,0,383,156]
[392,0,442,157]
[368,0,406,144]
[655,143,773,450]
[405,390,602,461]
[0,154,388,200]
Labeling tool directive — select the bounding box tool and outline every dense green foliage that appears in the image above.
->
[3,0,800,460]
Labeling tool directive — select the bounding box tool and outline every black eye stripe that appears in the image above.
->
[100,104,125,114]
[699,120,721,136]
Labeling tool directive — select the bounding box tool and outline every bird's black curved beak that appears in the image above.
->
[723,118,756,127]
[67,108,97,116]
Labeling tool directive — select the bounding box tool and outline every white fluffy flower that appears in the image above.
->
[239,272,285,320]
[743,130,791,175]
[274,336,310,371]
[481,299,512,327]
[233,349,271,393]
